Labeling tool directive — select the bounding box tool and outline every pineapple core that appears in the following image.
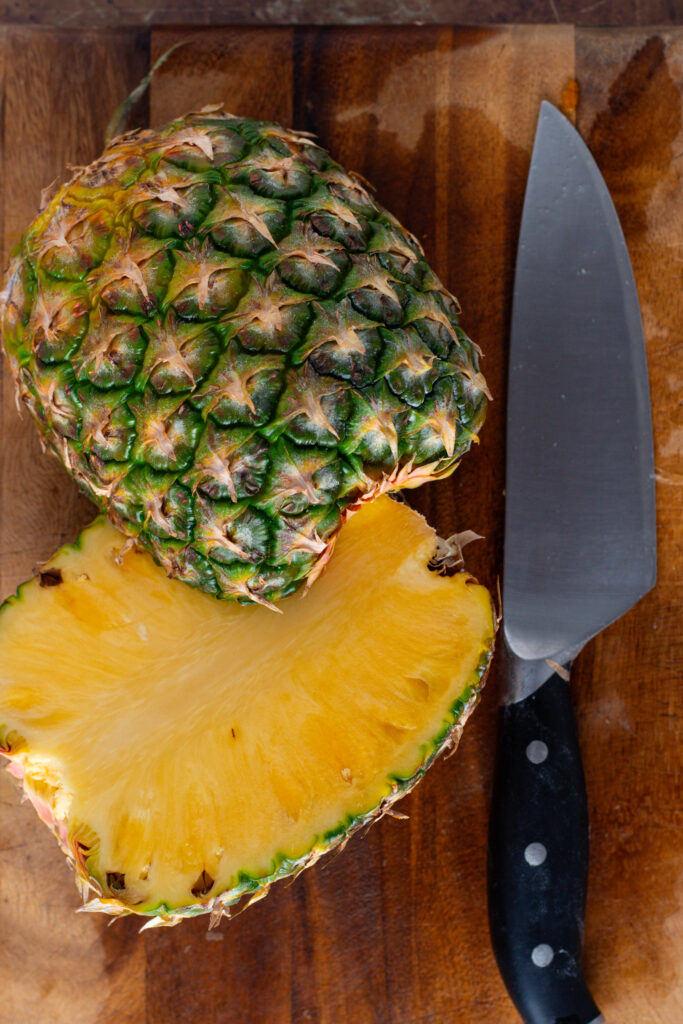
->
[0,496,493,918]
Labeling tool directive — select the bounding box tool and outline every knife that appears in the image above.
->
[487,102,656,1024]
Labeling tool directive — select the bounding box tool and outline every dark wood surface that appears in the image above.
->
[1,0,683,28]
[0,23,681,1024]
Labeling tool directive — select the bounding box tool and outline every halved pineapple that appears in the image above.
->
[0,496,493,926]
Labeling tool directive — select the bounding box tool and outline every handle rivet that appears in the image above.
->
[524,842,547,866]
[526,740,548,764]
[531,943,554,967]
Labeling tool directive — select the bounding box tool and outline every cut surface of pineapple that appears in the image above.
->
[0,496,493,923]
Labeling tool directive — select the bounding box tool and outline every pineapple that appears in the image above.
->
[0,105,493,925]
[0,496,494,926]
[0,109,488,606]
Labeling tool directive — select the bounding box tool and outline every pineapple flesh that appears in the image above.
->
[0,110,488,606]
[0,497,494,925]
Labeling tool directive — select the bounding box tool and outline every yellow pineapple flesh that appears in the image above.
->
[0,496,493,925]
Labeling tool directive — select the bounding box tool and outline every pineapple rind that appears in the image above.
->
[0,111,488,605]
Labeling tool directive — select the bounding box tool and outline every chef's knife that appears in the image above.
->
[488,102,656,1024]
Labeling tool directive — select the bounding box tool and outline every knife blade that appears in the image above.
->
[487,101,656,1024]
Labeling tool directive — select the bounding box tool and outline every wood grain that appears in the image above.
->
[0,22,680,1024]
[2,0,683,29]
[0,27,149,1024]
[0,28,149,596]
[574,27,683,1023]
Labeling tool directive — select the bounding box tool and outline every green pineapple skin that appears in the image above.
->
[0,111,488,606]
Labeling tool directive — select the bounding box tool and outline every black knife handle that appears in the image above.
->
[487,671,602,1024]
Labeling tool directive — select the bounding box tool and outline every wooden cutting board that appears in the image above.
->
[0,24,680,1024]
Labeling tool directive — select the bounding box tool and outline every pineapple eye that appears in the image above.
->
[38,568,63,587]
[191,870,215,898]
[106,871,126,895]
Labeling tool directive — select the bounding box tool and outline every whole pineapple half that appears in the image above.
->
[0,497,494,925]
[0,109,488,606]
